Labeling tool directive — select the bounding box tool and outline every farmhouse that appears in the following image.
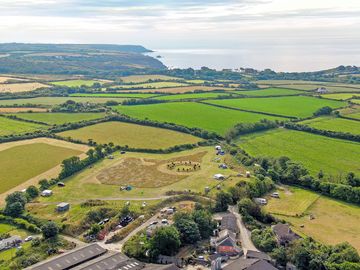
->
[211,229,242,256]
[41,189,52,197]
[0,235,22,251]
[272,223,300,246]
[57,202,70,212]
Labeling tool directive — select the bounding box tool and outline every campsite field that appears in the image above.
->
[205,96,346,118]
[69,93,157,98]
[115,102,285,135]
[30,147,245,203]
[0,82,49,93]
[237,128,360,178]
[266,186,360,251]
[321,93,360,100]
[120,74,181,83]
[57,121,203,149]
[300,116,360,135]
[11,112,107,125]
[235,88,304,96]
[50,79,100,87]
[0,96,127,106]
[0,141,84,195]
[0,116,45,136]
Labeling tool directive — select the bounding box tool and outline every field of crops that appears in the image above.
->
[235,88,304,96]
[154,92,232,100]
[300,116,360,135]
[0,117,45,136]
[69,93,157,98]
[50,79,100,87]
[321,93,360,100]
[0,82,49,93]
[0,142,83,194]
[12,112,107,125]
[120,74,181,83]
[206,96,346,118]
[57,121,202,149]
[115,102,285,135]
[0,96,126,106]
[267,186,360,251]
[238,128,360,178]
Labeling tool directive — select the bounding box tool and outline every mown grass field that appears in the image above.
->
[57,121,202,149]
[265,186,320,216]
[266,186,360,251]
[11,112,107,125]
[154,92,233,100]
[32,147,245,203]
[0,97,127,106]
[115,102,285,135]
[69,93,157,98]
[300,116,360,135]
[115,81,188,89]
[238,128,360,178]
[0,82,49,93]
[235,88,304,96]
[0,117,45,136]
[321,93,360,100]
[0,143,82,194]
[50,79,99,87]
[120,74,181,83]
[206,96,346,118]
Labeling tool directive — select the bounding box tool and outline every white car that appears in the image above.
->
[24,236,33,242]
[161,219,168,224]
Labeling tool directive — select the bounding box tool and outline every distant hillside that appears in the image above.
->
[0,43,165,75]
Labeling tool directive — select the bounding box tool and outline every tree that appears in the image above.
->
[150,226,181,256]
[214,191,232,212]
[38,179,50,191]
[272,247,288,266]
[5,191,27,207]
[41,221,59,239]
[192,210,215,239]
[26,186,39,199]
[88,224,102,236]
[174,218,200,244]
[346,172,360,187]
[4,201,24,217]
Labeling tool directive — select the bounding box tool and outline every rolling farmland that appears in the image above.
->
[69,93,157,98]
[114,81,188,89]
[115,102,285,135]
[57,121,203,149]
[321,93,360,100]
[238,128,360,178]
[300,116,360,135]
[0,117,45,136]
[0,82,49,93]
[154,92,233,100]
[235,87,304,96]
[120,74,181,83]
[50,79,100,87]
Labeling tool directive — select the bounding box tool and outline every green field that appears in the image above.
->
[300,116,360,135]
[50,79,100,87]
[11,112,107,125]
[154,92,233,101]
[0,117,45,136]
[352,99,360,105]
[69,93,157,98]
[321,93,360,100]
[115,102,285,135]
[206,96,346,118]
[266,186,360,251]
[265,186,320,216]
[114,81,188,89]
[0,97,126,106]
[345,112,360,120]
[0,143,82,194]
[120,74,181,83]
[57,121,202,149]
[238,128,360,178]
[235,88,304,96]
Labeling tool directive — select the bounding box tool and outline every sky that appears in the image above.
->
[0,0,359,70]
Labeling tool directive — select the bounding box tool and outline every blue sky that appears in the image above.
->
[0,0,359,50]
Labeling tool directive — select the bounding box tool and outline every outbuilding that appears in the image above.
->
[56,202,70,212]
[41,190,53,197]
[213,174,225,180]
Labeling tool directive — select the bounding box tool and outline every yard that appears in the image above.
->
[11,112,107,125]
[57,121,203,149]
[237,128,360,179]
[0,117,46,136]
[205,96,346,118]
[300,116,360,135]
[115,102,285,135]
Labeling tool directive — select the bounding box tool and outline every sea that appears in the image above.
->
[147,47,360,72]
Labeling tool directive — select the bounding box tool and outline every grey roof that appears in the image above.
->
[246,250,271,261]
[224,258,278,270]
[57,202,70,207]
[25,243,107,270]
[272,223,300,243]
[220,214,239,234]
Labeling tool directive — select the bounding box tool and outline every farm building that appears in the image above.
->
[245,250,272,262]
[41,189,52,197]
[0,235,22,251]
[315,87,329,94]
[210,229,242,257]
[220,213,240,234]
[272,223,300,246]
[221,257,279,270]
[213,174,225,180]
[56,202,70,212]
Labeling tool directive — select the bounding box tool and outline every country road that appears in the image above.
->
[229,205,259,252]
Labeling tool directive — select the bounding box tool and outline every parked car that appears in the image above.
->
[161,219,169,224]
[120,216,133,227]
[24,236,33,242]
